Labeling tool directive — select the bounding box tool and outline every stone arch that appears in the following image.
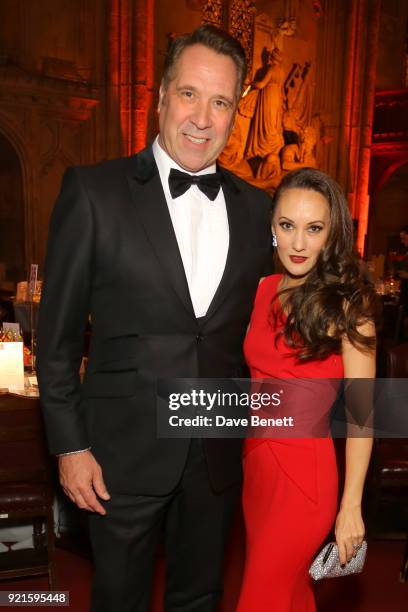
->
[0,114,34,284]
[367,160,408,257]
[374,156,408,196]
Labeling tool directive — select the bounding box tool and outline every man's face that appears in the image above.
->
[158,44,238,172]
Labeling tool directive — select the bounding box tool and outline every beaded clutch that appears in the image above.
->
[309,541,367,580]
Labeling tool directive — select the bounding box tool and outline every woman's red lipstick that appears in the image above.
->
[289,255,308,264]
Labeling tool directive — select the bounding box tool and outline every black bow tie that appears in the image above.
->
[168,168,222,201]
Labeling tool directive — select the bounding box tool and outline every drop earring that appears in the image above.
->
[272,232,278,247]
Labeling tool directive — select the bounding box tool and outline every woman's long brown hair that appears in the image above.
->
[271,167,378,361]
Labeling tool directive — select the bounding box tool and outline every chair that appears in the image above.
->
[379,302,404,346]
[387,343,408,582]
[0,393,57,588]
[376,303,405,376]
[386,342,408,378]
[369,343,408,581]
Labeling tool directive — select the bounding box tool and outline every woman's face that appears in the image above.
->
[272,187,331,282]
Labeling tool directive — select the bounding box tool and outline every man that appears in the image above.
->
[37,25,272,612]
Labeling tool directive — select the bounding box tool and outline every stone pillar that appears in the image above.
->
[313,0,348,179]
[337,0,365,217]
[119,0,132,155]
[107,0,154,157]
[354,0,381,255]
[106,0,123,158]
[134,0,154,152]
[336,0,381,255]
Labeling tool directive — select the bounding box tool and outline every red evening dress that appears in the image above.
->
[236,274,344,612]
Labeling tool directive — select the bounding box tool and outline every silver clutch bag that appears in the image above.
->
[309,541,367,580]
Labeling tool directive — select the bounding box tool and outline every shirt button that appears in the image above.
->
[196,334,203,343]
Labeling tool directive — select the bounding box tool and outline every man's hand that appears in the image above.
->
[58,450,110,515]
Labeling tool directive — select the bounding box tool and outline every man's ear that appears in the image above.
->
[158,84,166,111]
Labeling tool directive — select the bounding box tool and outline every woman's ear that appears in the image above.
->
[271,221,277,236]
[271,224,278,248]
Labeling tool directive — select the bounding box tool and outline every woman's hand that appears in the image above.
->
[334,504,365,566]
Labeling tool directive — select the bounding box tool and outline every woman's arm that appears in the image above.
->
[335,321,375,565]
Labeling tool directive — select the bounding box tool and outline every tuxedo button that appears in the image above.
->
[196,334,203,343]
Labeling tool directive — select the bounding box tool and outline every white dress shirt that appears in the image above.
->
[152,137,229,318]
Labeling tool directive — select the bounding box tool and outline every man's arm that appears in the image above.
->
[37,167,92,452]
[37,167,109,514]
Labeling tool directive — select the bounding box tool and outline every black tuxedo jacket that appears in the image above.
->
[37,146,272,495]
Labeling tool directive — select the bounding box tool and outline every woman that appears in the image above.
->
[236,168,377,612]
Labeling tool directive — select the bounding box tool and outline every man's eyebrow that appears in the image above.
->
[176,84,198,92]
[214,94,234,105]
[176,85,234,105]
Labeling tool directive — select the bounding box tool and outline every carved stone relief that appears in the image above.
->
[219,8,329,192]
[228,1,256,75]
[202,0,225,28]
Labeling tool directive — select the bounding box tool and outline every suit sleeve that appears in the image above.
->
[36,167,93,454]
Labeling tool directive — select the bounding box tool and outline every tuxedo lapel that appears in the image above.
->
[126,147,195,319]
[205,168,250,320]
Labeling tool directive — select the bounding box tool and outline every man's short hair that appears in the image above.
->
[162,24,247,101]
